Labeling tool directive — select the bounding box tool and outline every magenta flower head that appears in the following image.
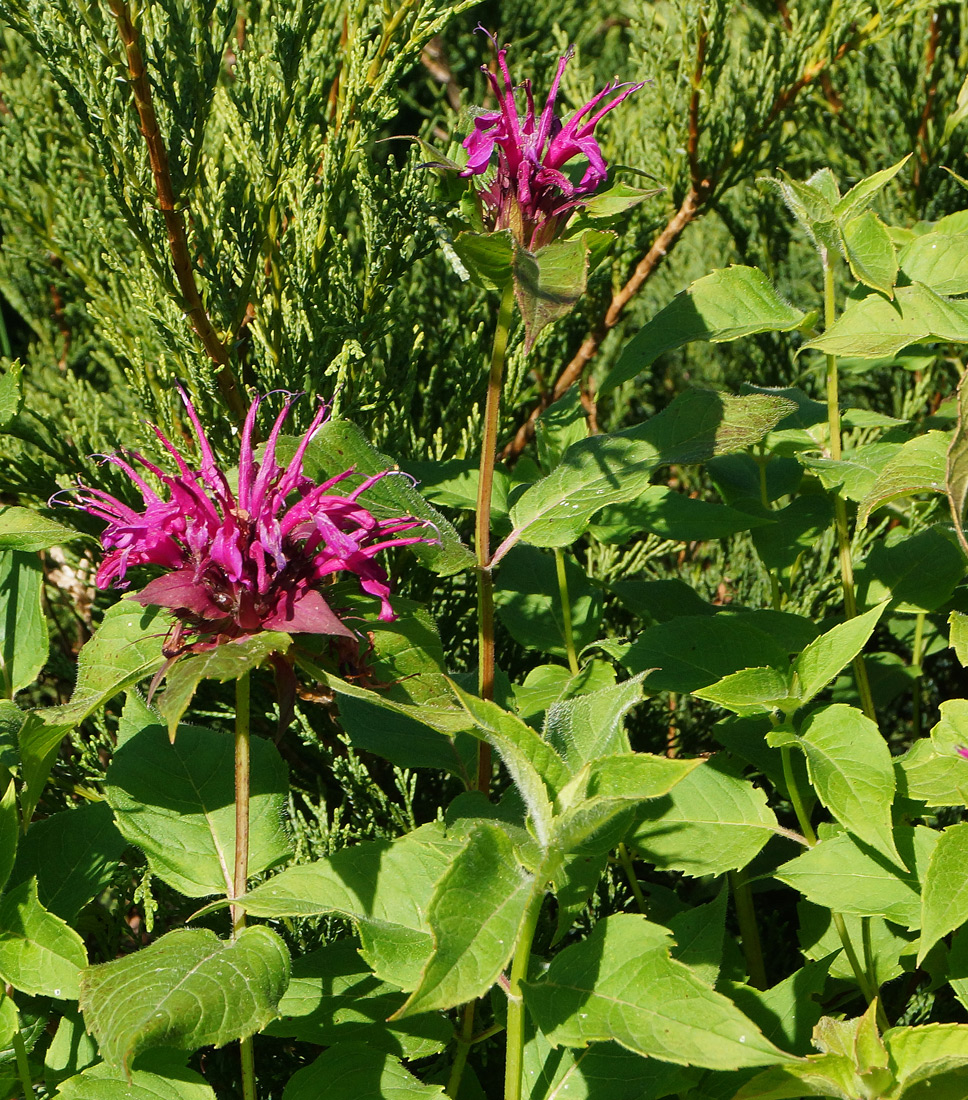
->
[60,388,436,655]
[460,31,645,250]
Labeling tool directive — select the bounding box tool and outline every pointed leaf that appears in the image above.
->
[0,550,48,697]
[603,267,805,393]
[886,1022,968,1094]
[281,1045,445,1100]
[0,878,86,998]
[858,430,948,527]
[0,769,15,896]
[900,232,968,296]
[104,719,291,898]
[833,156,911,221]
[18,600,168,821]
[450,229,513,291]
[79,925,290,1070]
[44,1007,98,1092]
[591,485,773,545]
[693,666,798,717]
[896,699,968,807]
[523,913,790,1069]
[543,676,643,771]
[535,390,589,473]
[947,370,968,558]
[54,1059,216,1100]
[841,212,897,297]
[396,823,534,1016]
[796,703,898,860]
[0,506,79,552]
[919,821,968,962]
[792,603,887,703]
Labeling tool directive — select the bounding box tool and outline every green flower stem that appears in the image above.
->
[822,258,876,722]
[617,842,647,913]
[445,1002,476,1099]
[505,888,545,1100]
[5,985,31,1099]
[728,868,768,990]
[474,278,515,791]
[555,549,581,676]
[780,746,817,847]
[911,611,926,739]
[232,671,257,1100]
[755,448,782,611]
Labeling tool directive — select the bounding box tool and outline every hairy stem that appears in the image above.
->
[108,0,246,423]
[232,671,257,1100]
[505,889,545,1100]
[474,279,515,790]
[822,257,876,721]
[618,842,647,913]
[555,549,581,676]
[729,868,768,989]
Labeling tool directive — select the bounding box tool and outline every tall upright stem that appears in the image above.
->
[5,985,32,1100]
[474,279,515,791]
[504,889,545,1100]
[729,868,768,989]
[232,671,257,1100]
[822,258,876,721]
[555,549,580,676]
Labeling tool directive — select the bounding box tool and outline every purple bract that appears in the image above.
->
[63,389,435,652]
[461,32,645,250]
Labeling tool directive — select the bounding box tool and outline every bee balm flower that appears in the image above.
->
[461,34,645,250]
[62,389,435,653]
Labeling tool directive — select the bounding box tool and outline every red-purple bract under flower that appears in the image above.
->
[67,389,435,650]
[461,33,645,250]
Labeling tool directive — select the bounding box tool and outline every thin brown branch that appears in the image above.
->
[687,11,709,194]
[108,0,246,422]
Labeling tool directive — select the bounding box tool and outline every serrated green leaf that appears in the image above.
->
[8,801,126,921]
[0,507,79,553]
[265,940,451,1057]
[602,267,804,393]
[919,822,968,963]
[535,390,589,473]
[0,878,86,998]
[858,431,948,527]
[731,1054,860,1100]
[775,826,935,929]
[300,420,473,576]
[543,676,644,771]
[899,232,968,295]
[43,1007,98,1093]
[726,958,833,1057]
[805,283,968,359]
[0,770,15,896]
[281,1045,446,1100]
[886,1022,968,1097]
[693,666,798,717]
[950,612,968,666]
[523,913,790,1069]
[796,703,898,860]
[793,603,887,704]
[18,600,168,822]
[104,719,291,898]
[450,229,513,290]
[630,756,777,876]
[841,211,897,297]
[53,1058,216,1100]
[947,369,968,558]
[155,631,290,737]
[79,925,290,1070]
[0,550,48,698]
[864,527,965,612]
[831,158,911,222]
[396,823,534,1016]
[896,699,968,807]
[591,485,772,544]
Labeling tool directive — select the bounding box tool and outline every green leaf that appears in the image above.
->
[450,229,513,291]
[543,676,643,771]
[896,699,968,806]
[622,613,792,694]
[750,496,833,581]
[0,362,23,427]
[863,527,965,612]
[919,821,968,962]
[774,826,935,929]
[300,420,474,576]
[155,632,290,738]
[44,1007,99,1093]
[629,755,778,876]
[0,770,16,896]
[281,1045,445,1100]
[264,940,451,1057]
[886,1022,968,1097]
[796,704,898,860]
[947,369,968,558]
[0,878,87,998]
[951,612,968,666]
[841,212,898,297]
[793,603,887,704]
[858,431,949,527]
[514,231,613,351]
[726,958,833,1057]
[578,181,661,219]
[832,156,911,222]
[693,666,798,717]
[668,888,727,988]
[18,600,168,822]
[602,267,805,393]
[239,824,464,989]
[395,824,534,1016]
[103,719,291,898]
[452,687,569,845]
[53,1059,216,1100]
[8,801,126,921]
[0,507,79,553]
[498,390,794,554]
[0,550,48,697]
[899,232,968,296]
[495,545,602,659]
[805,283,968,359]
[535,390,589,473]
[523,913,790,1069]
[591,485,772,545]
[79,925,290,1070]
